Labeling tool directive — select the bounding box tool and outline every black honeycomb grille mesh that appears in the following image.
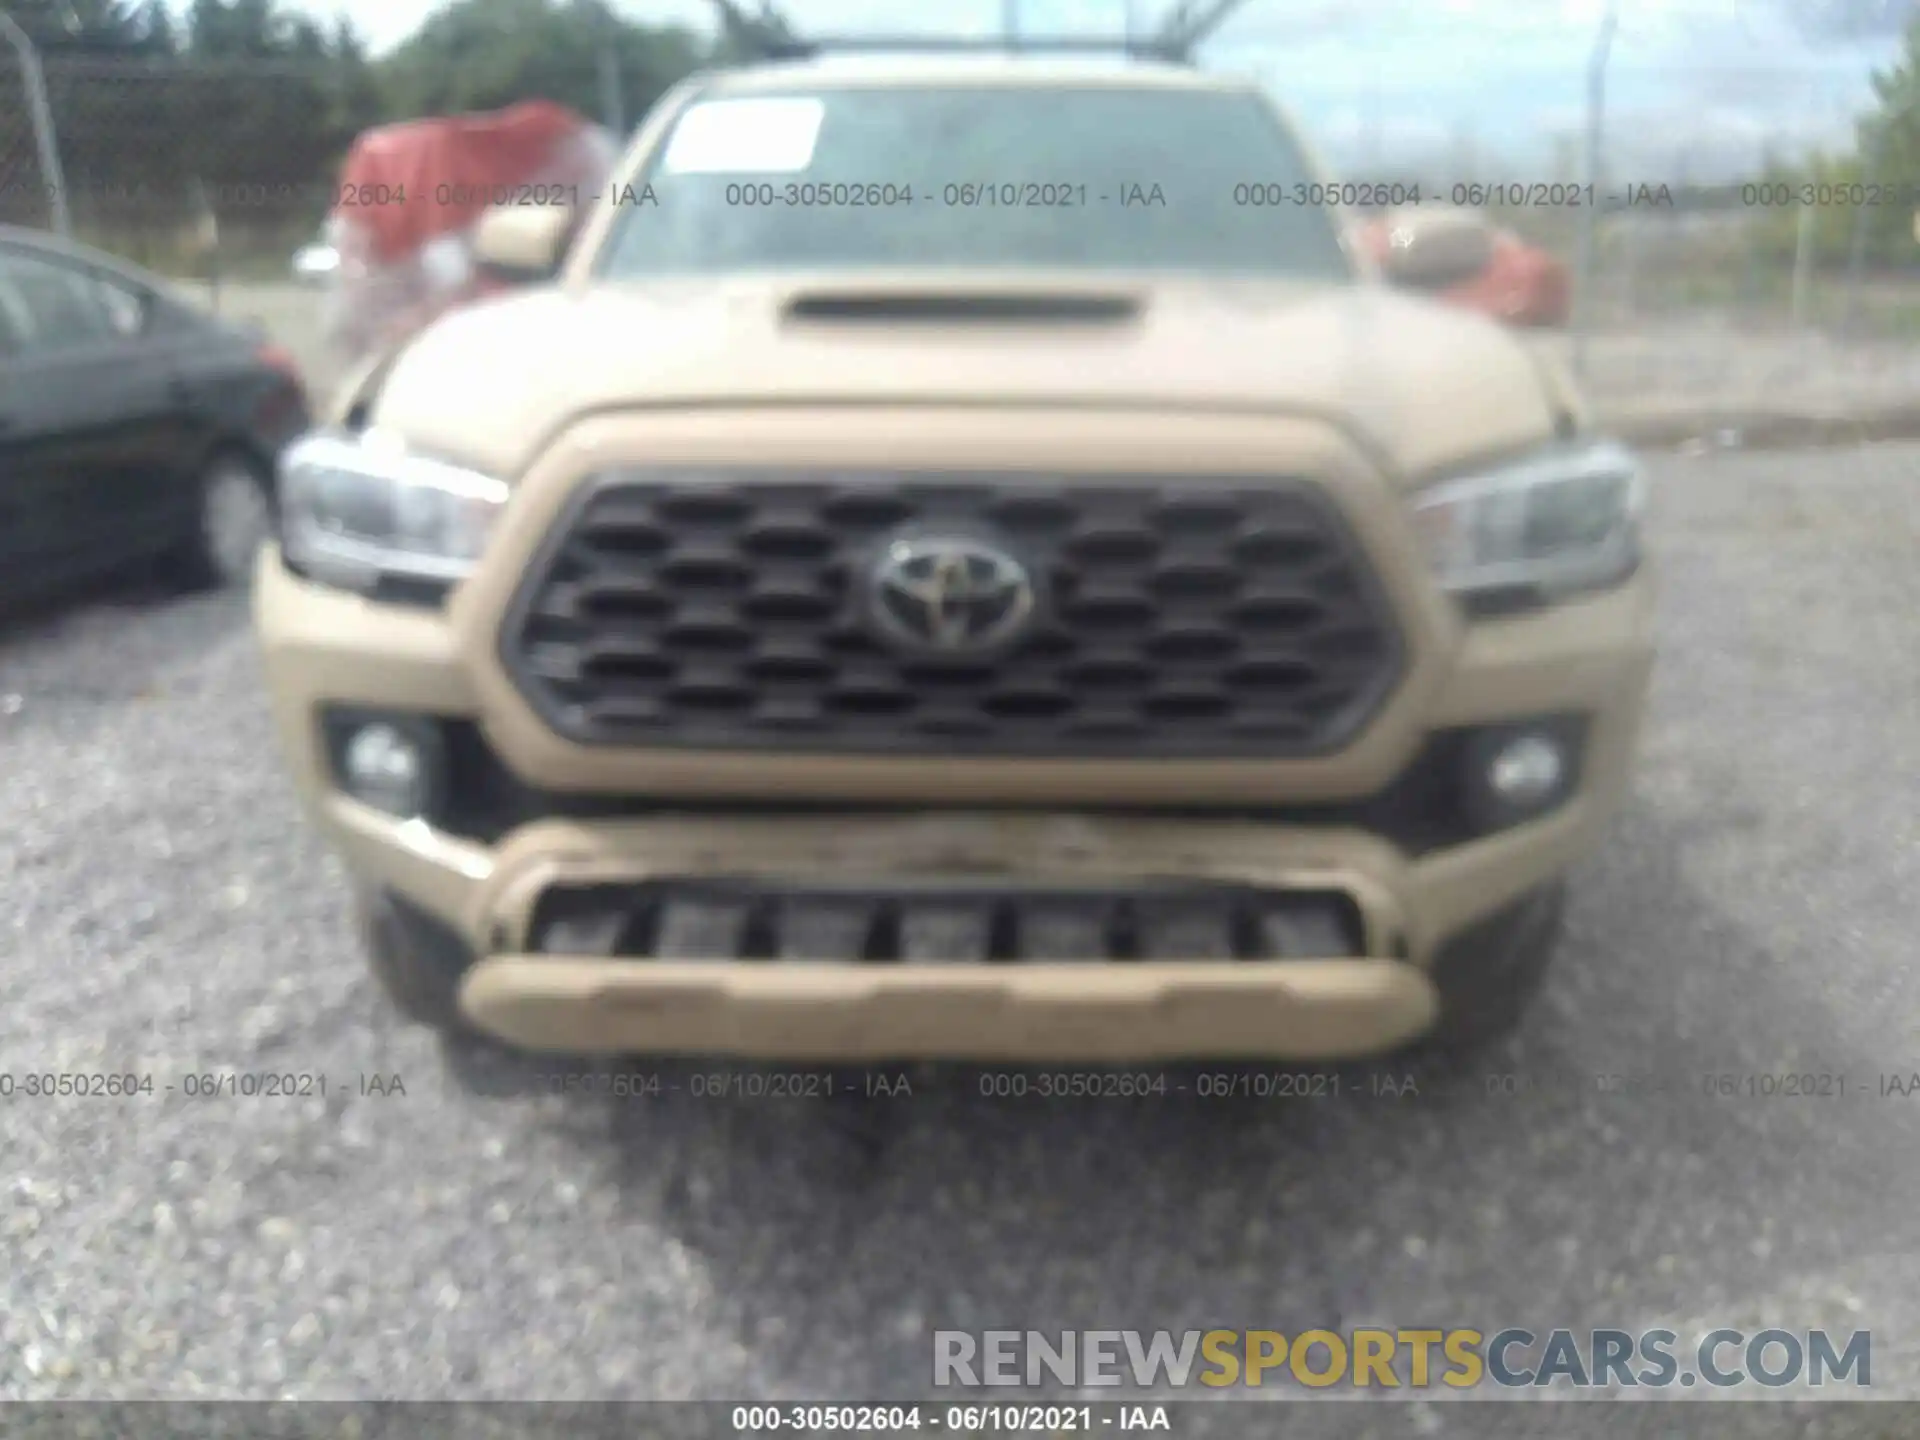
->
[499,472,1403,757]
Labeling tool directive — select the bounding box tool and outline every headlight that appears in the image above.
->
[1410,438,1645,603]
[278,429,509,593]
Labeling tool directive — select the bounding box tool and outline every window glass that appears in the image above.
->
[0,249,118,353]
[598,85,1353,280]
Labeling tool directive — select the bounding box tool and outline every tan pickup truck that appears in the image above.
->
[255,47,1654,1078]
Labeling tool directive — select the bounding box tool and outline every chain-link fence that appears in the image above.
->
[0,35,676,278]
[0,11,70,236]
[1,50,373,277]
[1545,147,1920,347]
[10,43,1914,309]
[8,30,1919,424]
[1303,46,1920,421]
[1513,191,1920,425]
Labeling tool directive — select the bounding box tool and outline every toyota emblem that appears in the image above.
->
[868,536,1037,654]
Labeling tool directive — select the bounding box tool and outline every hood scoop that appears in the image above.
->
[782,288,1144,325]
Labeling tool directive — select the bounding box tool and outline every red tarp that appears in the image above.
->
[323,102,616,361]
[333,100,595,263]
[1355,214,1572,328]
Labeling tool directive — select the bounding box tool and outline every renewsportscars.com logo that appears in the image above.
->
[933,1328,1872,1391]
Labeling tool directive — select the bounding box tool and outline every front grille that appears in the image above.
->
[527,879,1367,962]
[500,471,1403,757]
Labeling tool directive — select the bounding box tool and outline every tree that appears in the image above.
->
[322,17,384,155]
[134,0,179,54]
[1757,10,1920,268]
[1859,10,1920,227]
[4,0,145,50]
[184,0,299,57]
[128,0,341,248]
[378,0,706,127]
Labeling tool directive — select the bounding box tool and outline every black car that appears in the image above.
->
[0,225,311,608]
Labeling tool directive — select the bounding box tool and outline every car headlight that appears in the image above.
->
[1410,438,1645,603]
[278,429,509,594]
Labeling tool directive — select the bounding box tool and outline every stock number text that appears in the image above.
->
[0,1073,155,1098]
[724,182,915,208]
[1744,182,1920,208]
[1236,181,1422,207]
[730,1405,924,1430]
[978,1071,1168,1099]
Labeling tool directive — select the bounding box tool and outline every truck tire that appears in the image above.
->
[1419,880,1567,1055]
[357,887,473,1031]
[357,887,535,1097]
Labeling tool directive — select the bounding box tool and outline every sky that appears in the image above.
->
[273,0,1919,178]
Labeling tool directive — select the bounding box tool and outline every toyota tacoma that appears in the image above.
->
[255,47,1655,1070]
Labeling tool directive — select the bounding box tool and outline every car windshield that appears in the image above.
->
[595,82,1354,279]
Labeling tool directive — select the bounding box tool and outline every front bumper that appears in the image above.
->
[258,564,1651,1059]
[254,407,1655,1060]
[461,954,1434,1062]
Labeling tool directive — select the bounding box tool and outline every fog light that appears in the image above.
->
[1487,733,1566,806]
[1457,718,1584,837]
[342,722,428,817]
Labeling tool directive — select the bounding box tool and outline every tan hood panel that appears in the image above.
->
[372,274,1565,484]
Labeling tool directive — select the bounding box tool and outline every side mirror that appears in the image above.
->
[472,204,572,284]
[1375,209,1496,289]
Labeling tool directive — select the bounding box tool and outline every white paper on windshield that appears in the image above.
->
[661,98,825,174]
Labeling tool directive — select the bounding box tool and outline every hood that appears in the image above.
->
[368,271,1573,486]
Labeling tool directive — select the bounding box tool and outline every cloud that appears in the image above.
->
[1752,0,1920,42]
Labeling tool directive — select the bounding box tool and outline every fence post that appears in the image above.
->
[190,176,220,315]
[1790,198,1815,329]
[0,11,72,236]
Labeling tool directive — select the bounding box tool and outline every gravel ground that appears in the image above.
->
[3,444,1920,1436]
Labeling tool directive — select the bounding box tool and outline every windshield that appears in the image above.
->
[595,83,1354,279]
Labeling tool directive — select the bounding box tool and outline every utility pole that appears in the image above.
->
[597,2,624,134]
[1572,0,1619,378]
[1790,196,1816,328]
[1003,0,1021,43]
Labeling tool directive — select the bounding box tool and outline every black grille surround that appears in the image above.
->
[429,718,1519,855]
[499,470,1406,758]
